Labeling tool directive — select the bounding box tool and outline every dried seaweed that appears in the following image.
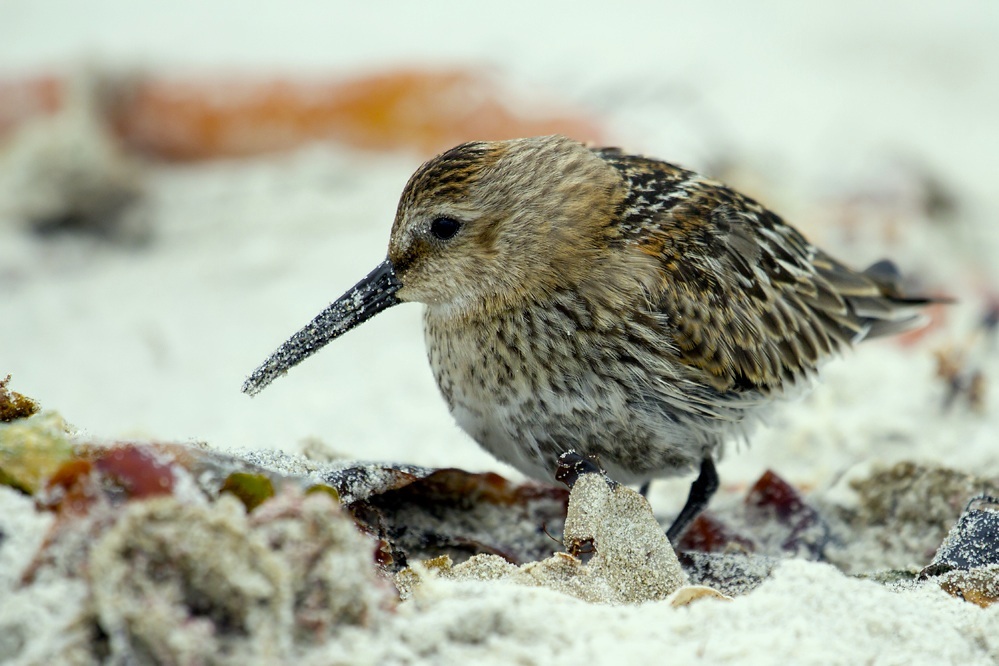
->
[0,375,40,423]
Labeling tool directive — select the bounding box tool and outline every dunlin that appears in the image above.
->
[244,135,934,540]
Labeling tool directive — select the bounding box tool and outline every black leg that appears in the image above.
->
[638,481,651,497]
[665,457,719,543]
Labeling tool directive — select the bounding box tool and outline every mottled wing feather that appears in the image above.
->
[598,152,927,394]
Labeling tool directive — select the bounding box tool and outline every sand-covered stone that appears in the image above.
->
[90,495,294,663]
[249,487,391,641]
[561,472,687,602]
[440,471,687,604]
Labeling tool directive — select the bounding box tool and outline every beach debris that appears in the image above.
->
[666,584,732,607]
[0,75,63,136]
[0,68,603,161]
[556,454,687,602]
[93,443,176,500]
[87,486,389,664]
[927,495,999,572]
[109,69,604,160]
[0,375,40,422]
[0,410,74,494]
[920,494,999,607]
[677,511,756,554]
[0,74,149,243]
[6,392,996,663]
[344,466,569,570]
[90,495,295,663]
[2,404,569,574]
[248,488,392,642]
[935,564,999,609]
[936,348,988,413]
[403,455,689,605]
[221,471,276,512]
[315,462,430,505]
[743,470,830,559]
[675,469,829,562]
[1,417,393,663]
[824,461,999,575]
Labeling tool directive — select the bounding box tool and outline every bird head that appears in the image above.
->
[387,135,626,316]
[242,135,646,395]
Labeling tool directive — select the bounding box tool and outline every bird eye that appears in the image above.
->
[429,216,462,241]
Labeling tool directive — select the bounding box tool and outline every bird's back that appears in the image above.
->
[592,147,934,396]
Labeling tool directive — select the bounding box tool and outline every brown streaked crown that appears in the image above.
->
[387,136,653,318]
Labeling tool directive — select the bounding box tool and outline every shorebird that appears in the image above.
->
[243,135,934,540]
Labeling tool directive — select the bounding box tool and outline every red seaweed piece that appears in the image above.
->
[677,512,756,554]
[43,459,98,514]
[745,470,808,522]
[94,444,175,499]
[744,469,829,558]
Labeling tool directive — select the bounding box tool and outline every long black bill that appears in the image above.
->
[242,259,402,396]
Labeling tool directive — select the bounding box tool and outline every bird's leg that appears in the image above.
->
[638,481,651,497]
[665,457,719,543]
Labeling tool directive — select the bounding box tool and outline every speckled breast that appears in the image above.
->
[422,295,719,485]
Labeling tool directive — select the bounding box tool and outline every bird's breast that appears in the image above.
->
[421,294,718,482]
[423,300,579,438]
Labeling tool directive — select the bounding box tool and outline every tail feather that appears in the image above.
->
[848,259,948,341]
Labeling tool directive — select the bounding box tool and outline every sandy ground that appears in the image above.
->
[2,1,999,664]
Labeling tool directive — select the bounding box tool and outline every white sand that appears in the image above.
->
[2,1,999,663]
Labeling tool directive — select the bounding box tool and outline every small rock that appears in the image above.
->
[435,465,687,605]
[921,494,999,607]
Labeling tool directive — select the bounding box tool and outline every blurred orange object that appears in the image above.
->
[0,69,603,161]
[108,69,604,160]
[0,76,64,135]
